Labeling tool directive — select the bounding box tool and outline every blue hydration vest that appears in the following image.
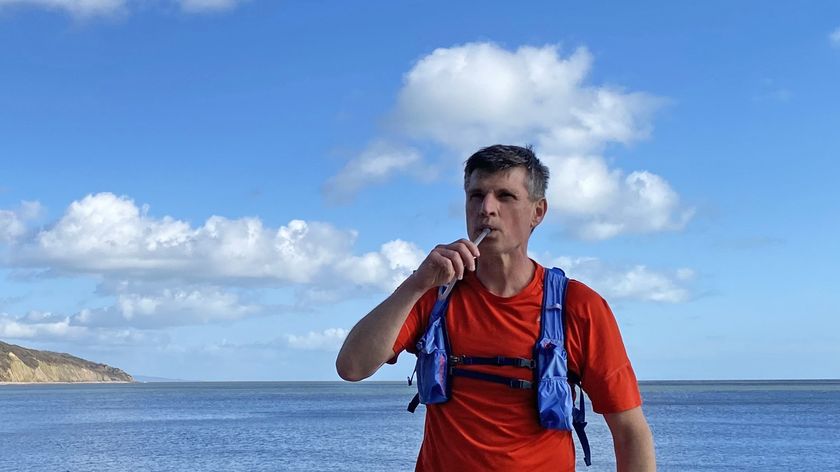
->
[407,267,592,466]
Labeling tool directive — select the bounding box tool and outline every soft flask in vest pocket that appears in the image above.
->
[535,337,574,430]
[414,297,451,405]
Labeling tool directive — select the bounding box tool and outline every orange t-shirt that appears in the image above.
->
[391,263,642,472]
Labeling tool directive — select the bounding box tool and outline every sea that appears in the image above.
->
[1,380,838,471]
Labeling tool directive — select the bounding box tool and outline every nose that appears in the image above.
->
[480,194,499,217]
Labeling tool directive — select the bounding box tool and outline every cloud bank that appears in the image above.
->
[14,192,423,293]
[0,193,425,338]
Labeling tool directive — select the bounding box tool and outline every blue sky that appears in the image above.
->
[1,1,838,381]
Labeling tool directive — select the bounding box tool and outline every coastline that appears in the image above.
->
[0,380,135,386]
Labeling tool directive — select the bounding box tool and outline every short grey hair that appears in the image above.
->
[463,144,549,201]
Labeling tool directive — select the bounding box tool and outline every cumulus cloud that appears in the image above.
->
[831,27,840,47]
[0,0,126,16]
[0,281,275,338]
[72,284,268,329]
[542,254,694,303]
[178,0,244,13]
[0,0,245,17]
[549,163,693,240]
[0,200,42,243]
[337,239,425,290]
[0,312,84,339]
[393,44,659,154]
[323,141,433,203]
[330,42,691,239]
[14,192,425,293]
[285,328,348,351]
[0,311,167,345]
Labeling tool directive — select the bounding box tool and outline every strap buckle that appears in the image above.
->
[518,358,536,369]
[509,379,533,389]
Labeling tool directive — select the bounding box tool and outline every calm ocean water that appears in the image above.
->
[1,380,838,471]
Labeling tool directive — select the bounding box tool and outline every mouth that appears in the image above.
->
[476,225,496,237]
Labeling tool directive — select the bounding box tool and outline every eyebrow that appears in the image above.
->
[467,186,519,196]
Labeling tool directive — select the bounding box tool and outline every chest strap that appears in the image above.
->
[450,368,533,389]
[449,355,536,369]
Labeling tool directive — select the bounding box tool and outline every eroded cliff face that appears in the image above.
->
[0,341,133,383]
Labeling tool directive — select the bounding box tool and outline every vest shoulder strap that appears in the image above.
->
[428,287,451,324]
[541,267,569,344]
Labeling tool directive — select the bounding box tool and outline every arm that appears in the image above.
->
[335,238,480,382]
[604,406,656,472]
[335,275,426,381]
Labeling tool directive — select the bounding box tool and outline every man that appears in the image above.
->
[336,145,655,471]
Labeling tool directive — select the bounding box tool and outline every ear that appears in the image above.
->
[531,197,547,229]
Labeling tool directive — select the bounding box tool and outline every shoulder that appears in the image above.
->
[565,279,611,318]
[566,278,604,303]
[562,278,622,339]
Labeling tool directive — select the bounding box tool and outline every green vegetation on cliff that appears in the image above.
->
[0,340,133,383]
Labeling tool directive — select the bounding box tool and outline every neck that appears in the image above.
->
[475,250,535,297]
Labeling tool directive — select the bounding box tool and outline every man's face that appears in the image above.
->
[465,167,547,255]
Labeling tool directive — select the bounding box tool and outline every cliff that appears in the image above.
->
[0,340,133,383]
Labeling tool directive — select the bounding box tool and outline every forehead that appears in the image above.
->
[465,167,529,192]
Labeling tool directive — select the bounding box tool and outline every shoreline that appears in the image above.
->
[0,380,135,386]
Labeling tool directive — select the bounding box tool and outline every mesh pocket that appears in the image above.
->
[536,338,573,430]
[415,318,449,405]
[537,376,574,430]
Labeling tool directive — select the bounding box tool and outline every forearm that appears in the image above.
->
[335,275,427,381]
[614,427,655,472]
[605,407,656,472]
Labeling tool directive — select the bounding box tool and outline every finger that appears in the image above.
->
[455,238,481,258]
[428,251,456,284]
[451,238,480,258]
[436,248,466,281]
[448,240,478,272]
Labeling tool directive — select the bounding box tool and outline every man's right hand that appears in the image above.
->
[408,238,482,293]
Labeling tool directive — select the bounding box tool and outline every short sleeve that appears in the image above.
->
[386,289,437,364]
[564,280,642,414]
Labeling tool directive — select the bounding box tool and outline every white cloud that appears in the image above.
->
[285,328,348,351]
[0,201,42,243]
[0,0,246,16]
[548,164,693,240]
[178,0,244,13]
[0,211,26,243]
[830,27,840,47]
[337,239,425,291]
[323,141,433,203]
[0,312,82,339]
[0,0,126,16]
[393,43,659,154]
[72,284,266,329]
[332,42,690,239]
[543,254,693,303]
[0,311,166,345]
[15,192,424,293]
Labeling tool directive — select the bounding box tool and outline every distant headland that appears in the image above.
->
[0,340,133,383]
